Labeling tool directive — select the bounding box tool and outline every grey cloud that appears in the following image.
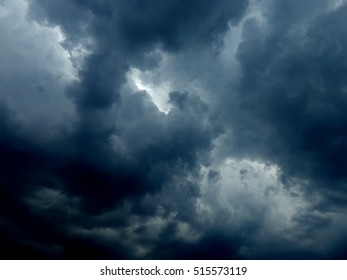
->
[0,0,74,123]
[223,2,347,201]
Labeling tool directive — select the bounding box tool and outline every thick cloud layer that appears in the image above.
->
[231,0,347,201]
[1,0,347,259]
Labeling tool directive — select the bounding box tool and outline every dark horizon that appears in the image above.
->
[1,0,347,259]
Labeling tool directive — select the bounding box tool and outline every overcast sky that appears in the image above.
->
[1,0,347,259]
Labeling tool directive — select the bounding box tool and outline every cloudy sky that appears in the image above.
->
[1,0,347,259]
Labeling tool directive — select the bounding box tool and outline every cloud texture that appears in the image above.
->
[1,0,347,259]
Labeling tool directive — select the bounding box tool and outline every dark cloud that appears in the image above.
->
[2,0,347,260]
[0,83,220,258]
[224,2,347,200]
[29,0,248,48]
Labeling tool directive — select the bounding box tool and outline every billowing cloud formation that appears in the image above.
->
[1,0,347,259]
[230,0,347,201]
[0,0,74,123]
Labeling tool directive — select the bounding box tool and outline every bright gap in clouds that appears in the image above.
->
[127,67,172,114]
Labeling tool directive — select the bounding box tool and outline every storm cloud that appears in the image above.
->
[1,0,347,259]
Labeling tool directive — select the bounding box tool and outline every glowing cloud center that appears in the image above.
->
[128,67,171,114]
